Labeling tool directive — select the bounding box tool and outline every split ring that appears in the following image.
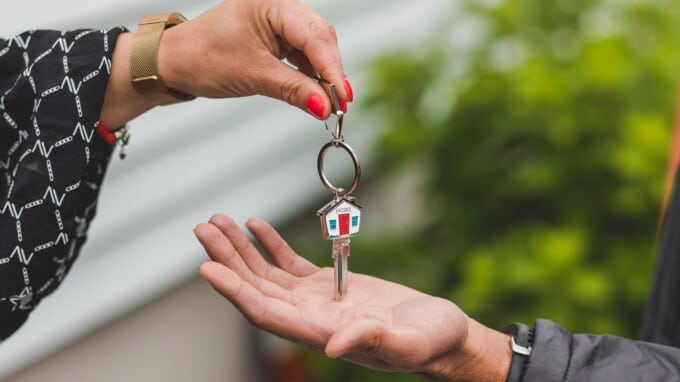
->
[317,141,361,197]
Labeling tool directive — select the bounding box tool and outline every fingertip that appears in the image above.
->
[343,78,354,103]
[198,261,230,286]
[317,73,352,104]
[324,322,359,359]
[305,92,328,119]
[245,217,267,230]
[245,216,262,225]
[325,319,384,360]
[198,261,216,279]
[208,213,231,227]
[193,222,213,239]
[199,261,243,298]
[210,215,247,239]
[324,337,346,359]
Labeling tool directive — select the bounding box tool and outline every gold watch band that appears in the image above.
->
[130,12,195,105]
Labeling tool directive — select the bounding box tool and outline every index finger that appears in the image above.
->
[246,218,319,277]
[199,261,327,347]
[268,0,350,101]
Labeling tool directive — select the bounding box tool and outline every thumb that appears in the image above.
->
[325,318,385,359]
[256,57,332,120]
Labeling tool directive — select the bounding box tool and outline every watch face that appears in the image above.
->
[501,323,523,336]
[502,323,533,350]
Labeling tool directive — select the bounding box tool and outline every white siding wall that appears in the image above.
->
[0,0,455,378]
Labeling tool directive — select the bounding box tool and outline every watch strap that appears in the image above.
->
[130,12,195,105]
[502,322,534,382]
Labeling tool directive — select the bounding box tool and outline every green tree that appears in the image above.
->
[300,0,680,380]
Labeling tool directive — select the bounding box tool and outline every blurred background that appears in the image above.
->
[1,0,679,381]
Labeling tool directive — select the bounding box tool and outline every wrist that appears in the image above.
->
[426,317,512,382]
[100,32,158,129]
[156,22,192,97]
[501,323,534,382]
[129,13,195,105]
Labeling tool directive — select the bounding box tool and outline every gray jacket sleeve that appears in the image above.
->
[523,319,680,381]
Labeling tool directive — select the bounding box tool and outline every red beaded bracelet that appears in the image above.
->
[96,120,131,159]
[96,120,117,144]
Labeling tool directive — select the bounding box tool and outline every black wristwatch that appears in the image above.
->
[501,323,534,382]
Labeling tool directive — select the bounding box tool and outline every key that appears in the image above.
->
[317,194,361,300]
[315,80,362,300]
[332,236,350,299]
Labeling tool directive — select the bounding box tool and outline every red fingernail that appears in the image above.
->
[340,101,347,113]
[306,93,325,119]
[343,79,354,102]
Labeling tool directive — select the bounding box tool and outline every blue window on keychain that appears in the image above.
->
[329,219,337,230]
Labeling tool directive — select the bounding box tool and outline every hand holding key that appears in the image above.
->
[194,214,512,382]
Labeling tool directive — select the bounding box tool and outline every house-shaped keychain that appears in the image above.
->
[316,196,362,240]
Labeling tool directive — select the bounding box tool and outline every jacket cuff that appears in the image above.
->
[522,319,571,382]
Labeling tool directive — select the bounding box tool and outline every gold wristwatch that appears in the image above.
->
[130,12,195,105]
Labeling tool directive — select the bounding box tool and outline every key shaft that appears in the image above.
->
[332,237,350,300]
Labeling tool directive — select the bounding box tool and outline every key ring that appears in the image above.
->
[317,140,361,197]
[316,79,361,197]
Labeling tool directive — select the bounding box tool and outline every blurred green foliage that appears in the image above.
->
[299,0,680,380]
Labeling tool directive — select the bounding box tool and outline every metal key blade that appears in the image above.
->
[332,237,350,300]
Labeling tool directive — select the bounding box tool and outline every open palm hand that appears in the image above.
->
[194,214,473,376]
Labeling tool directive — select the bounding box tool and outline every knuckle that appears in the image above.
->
[305,20,332,48]
[279,77,306,105]
[322,20,338,43]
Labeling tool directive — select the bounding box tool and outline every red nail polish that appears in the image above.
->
[306,93,325,119]
[340,101,347,113]
[343,79,354,102]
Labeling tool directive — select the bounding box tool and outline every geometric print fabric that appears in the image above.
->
[0,28,124,339]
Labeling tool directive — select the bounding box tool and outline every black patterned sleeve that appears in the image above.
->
[0,28,126,339]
